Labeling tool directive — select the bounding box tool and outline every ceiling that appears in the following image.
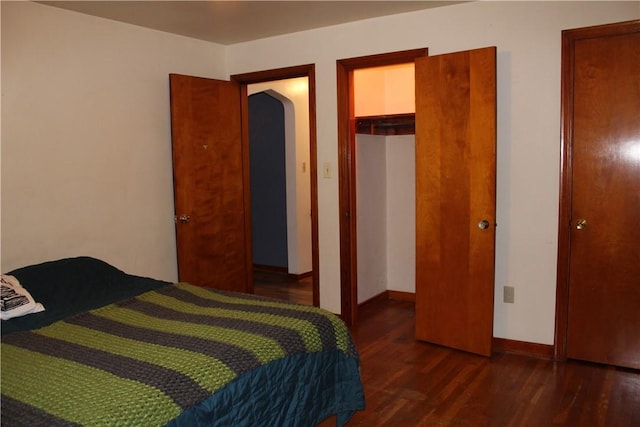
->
[38,1,465,45]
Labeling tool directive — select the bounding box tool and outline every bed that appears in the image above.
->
[1,257,365,426]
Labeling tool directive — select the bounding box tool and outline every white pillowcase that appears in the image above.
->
[1,275,46,320]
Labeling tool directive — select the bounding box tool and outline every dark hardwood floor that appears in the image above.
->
[254,276,640,426]
[344,300,640,426]
[253,269,313,305]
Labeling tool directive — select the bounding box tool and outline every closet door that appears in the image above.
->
[169,74,250,292]
[415,47,496,356]
[563,21,640,369]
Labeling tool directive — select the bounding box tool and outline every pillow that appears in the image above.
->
[1,275,45,320]
[1,256,169,335]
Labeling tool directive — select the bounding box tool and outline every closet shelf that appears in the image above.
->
[355,113,415,136]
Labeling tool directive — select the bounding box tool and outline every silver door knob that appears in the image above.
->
[478,220,490,230]
[576,219,586,230]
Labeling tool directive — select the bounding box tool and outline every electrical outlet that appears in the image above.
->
[503,286,515,304]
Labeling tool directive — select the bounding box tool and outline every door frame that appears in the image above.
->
[337,49,428,326]
[553,20,640,361]
[231,64,320,307]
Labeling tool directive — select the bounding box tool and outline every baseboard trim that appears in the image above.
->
[253,264,287,273]
[492,337,554,360]
[357,290,554,360]
[388,290,415,302]
[358,289,416,309]
[289,271,312,281]
[253,264,311,281]
[358,291,390,309]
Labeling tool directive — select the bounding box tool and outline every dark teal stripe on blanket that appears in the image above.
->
[65,313,261,374]
[167,349,365,427]
[2,331,210,409]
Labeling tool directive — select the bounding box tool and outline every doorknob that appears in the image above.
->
[576,219,587,230]
[478,220,490,230]
[175,214,191,224]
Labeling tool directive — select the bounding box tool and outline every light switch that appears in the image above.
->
[323,162,332,178]
[503,286,515,304]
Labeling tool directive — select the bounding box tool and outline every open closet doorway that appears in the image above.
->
[352,65,418,309]
[337,49,428,325]
[232,65,319,307]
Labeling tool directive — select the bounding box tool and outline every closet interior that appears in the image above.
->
[354,63,417,304]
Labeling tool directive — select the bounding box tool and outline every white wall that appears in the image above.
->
[1,1,226,279]
[386,135,415,294]
[248,79,312,275]
[226,1,639,344]
[354,64,415,117]
[356,134,387,303]
[357,133,416,301]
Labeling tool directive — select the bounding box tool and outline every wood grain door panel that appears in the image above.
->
[565,24,640,369]
[414,47,496,357]
[169,74,249,292]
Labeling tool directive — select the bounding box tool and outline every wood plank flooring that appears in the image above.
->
[254,276,640,426]
[253,269,312,305]
[344,300,640,426]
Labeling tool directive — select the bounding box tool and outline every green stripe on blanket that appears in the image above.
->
[92,304,286,363]
[138,290,324,352]
[1,345,180,426]
[176,283,352,353]
[36,322,236,392]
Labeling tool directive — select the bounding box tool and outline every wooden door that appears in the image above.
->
[414,47,497,357]
[562,21,640,369]
[169,74,251,292]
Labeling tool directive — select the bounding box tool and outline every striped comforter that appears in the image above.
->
[1,283,363,426]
